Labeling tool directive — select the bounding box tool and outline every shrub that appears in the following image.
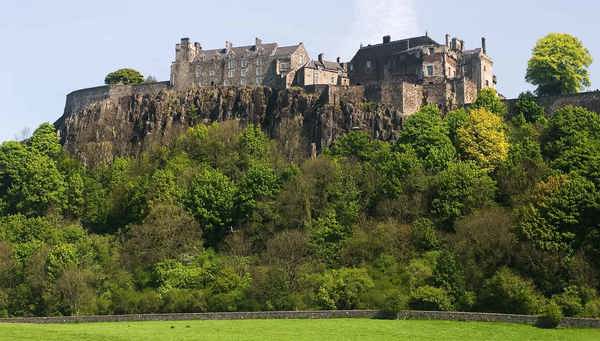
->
[478,268,543,315]
[581,299,600,318]
[381,290,408,316]
[408,285,454,311]
[552,286,584,317]
[537,301,563,329]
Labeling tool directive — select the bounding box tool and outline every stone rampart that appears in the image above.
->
[62,81,170,118]
[505,90,600,115]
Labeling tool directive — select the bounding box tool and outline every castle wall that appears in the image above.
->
[505,91,600,115]
[62,82,170,118]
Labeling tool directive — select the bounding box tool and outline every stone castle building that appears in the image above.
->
[170,34,495,114]
[348,34,495,111]
[171,38,348,90]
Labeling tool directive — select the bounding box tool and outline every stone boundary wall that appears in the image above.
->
[1,310,600,328]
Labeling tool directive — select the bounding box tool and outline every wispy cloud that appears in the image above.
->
[340,0,420,58]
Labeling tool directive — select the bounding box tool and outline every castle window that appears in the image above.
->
[256,58,263,66]
[349,63,354,71]
[209,70,215,77]
[241,68,247,77]
[331,76,336,84]
[486,80,490,87]
[240,78,246,86]
[366,60,372,69]
[228,69,234,78]
[256,76,263,85]
[299,55,304,65]
[427,65,434,76]
[256,66,262,76]
[429,48,435,55]
[228,59,236,69]
[241,59,248,68]
[280,61,290,71]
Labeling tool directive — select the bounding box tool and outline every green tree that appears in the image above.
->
[104,68,144,85]
[526,33,593,96]
[27,123,62,159]
[184,167,237,245]
[430,161,496,227]
[471,88,507,116]
[479,267,543,315]
[396,105,456,171]
[0,142,65,216]
[517,174,600,253]
[313,268,374,310]
[329,131,386,162]
[457,107,510,171]
[514,92,546,123]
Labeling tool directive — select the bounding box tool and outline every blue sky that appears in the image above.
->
[1,0,599,141]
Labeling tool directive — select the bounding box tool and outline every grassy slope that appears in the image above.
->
[1,319,599,341]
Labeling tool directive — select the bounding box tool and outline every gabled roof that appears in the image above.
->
[304,60,344,72]
[351,35,440,61]
[195,42,301,60]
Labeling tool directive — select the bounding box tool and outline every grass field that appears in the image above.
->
[1,319,600,341]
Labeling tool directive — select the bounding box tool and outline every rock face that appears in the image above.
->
[55,84,406,166]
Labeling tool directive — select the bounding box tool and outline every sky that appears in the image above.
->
[1,0,599,141]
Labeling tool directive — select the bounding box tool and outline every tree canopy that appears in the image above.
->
[526,33,593,96]
[104,68,144,85]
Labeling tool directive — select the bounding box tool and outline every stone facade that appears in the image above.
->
[348,34,496,113]
[294,54,350,87]
[171,38,310,90]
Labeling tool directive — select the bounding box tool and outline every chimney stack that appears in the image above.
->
[255,37,262,47]
[383,35,391,44]
[318,53,324,63]
[445,34,450,47]
[225,41,233,50]
[481,37,487,54]
[336,57,341,64]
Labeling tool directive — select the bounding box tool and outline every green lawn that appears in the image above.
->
[1,318,599,341]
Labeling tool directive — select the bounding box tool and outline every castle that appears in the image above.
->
[170,33,495,115]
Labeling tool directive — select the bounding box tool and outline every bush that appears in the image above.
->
[478,268,543,315]
[408,285,453,311]
[537,301,563,329]
[552,286,584,317]
[581,299,600,318]
[381,290,408,316]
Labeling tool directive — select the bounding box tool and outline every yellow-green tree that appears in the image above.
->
[526,33,593,96]
[457,108,509,171]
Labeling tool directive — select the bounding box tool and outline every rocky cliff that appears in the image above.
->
[55,84,404,166]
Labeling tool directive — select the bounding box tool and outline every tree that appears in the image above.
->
[27,123,62,159]
[514,92,545,123]
[479,267,543,315]
[313,268,374,310]
[396,105,456,171]
[471,88,507,116]
[517,174,600,253]
[457,107,509,171]
[0,141,65,216]
[526,33,593,96]
[430,161,496,227]
[184,167,237,245]
[329,131,386,162]
[104,68,144,85]
[123,203,202,269]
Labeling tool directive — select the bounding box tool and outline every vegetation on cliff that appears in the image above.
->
[1,90,600,320]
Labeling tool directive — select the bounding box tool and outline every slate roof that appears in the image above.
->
[196,42,300,60]
[304,60,344,72]
[351,35,440,61]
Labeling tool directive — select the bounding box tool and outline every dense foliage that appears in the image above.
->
[2,89,600,319]
[526,33,593,96]
[104,68,144,85]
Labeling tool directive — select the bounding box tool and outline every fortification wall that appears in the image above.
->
[505,90,600,114]
[63,82,171,117]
